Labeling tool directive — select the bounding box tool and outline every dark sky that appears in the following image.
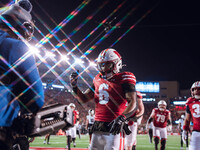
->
[1,0,200,90]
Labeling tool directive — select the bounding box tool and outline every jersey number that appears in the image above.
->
[192,104,200,118]
[99,83,109,104]
[156,114,166,123]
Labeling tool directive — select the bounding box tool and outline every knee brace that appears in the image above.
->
[161,139,166,150]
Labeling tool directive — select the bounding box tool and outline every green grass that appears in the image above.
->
[30,134,188,150]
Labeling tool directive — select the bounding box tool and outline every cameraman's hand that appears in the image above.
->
[109,115,126,135]
[70,70,79,87]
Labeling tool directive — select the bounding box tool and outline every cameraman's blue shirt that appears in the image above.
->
[0,29,44,127]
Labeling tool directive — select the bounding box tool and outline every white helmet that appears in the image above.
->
[88,109,94,115]
[158,100,167,111]
[69,103,75,108]
[191,81,200,99]
[181,115,185,119]
[97,48,122,76]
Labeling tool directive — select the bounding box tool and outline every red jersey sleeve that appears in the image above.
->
[120,72,136,85]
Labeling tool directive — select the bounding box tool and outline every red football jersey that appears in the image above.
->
[186,97,200,131]
[73,110,79,124]
[93,72,136,122]
[153,108,170,128]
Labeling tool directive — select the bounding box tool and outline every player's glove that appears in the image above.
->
[123,121,131,135]
[70,70,79,87]
[109,115,126,135]
[182,130,187,144]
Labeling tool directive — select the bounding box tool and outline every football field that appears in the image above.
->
[30,134,188,150]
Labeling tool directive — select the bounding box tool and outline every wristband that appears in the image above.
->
[183,125,189,131]
[72,86,78,94]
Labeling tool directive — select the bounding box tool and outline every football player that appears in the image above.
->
[178,115,188,150]
[66,103,79,149]
[182,81,200,150]
[125,91,144,150]
[86,109,95,148]
[70,48,137,150]
[147,100,172,150]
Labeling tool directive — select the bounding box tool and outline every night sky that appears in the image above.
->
[1,0,200,90]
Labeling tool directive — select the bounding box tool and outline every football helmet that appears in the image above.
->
[191,81,200,99]
[97,48,122,78]
[181,115,185,119]
[88,109,94,115]
[69,103,75,110]
[158,100,167,111]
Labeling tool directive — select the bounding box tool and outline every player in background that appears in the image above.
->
[70,48,137,150]
[182,81,200,150]
[146,100,172,150]
[146,122,154,144]
[178,114,189,150]
[125,91,144,150]
[66,103,79,150]
[86,109,95,148]
[43,133,51,145]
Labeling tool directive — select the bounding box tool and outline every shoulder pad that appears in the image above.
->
[119,72,136,85]
[186,97,195,105]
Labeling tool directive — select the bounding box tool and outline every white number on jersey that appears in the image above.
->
[192,104,200,118]
[99,83,109,104]
[156,114,166,123]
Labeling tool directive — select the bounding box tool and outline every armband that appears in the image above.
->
[167,120,171,125]
[148,117,153,123]
[72,86,78,94]
[183,125,190,131]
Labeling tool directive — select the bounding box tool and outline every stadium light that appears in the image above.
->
[89,62,97,66]
[29,46,40,55]
[52,84,65,89]
[46,51,56,58]
[75,58,84,64]
[61,55,69,61]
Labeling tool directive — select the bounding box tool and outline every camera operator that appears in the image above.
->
[0,0,44,149]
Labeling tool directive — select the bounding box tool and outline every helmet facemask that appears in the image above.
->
[158,104,166,111]
[158,100,167,111]
[97,48,122,79]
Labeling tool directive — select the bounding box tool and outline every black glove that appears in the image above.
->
[123,122,132,135]
[70,70,79,87]
[109,115,126,135]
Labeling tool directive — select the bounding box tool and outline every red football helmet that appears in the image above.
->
[191,81,200,99]
[158,100,167,111]
[97,48,122,78]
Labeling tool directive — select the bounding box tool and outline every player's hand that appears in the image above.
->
[70,70,79,87]
[167,125,172,132]
[123,122,132,135]
[109,115,126,135]
[182,130,187,144]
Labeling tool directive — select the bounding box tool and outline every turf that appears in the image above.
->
[30,134,188,150]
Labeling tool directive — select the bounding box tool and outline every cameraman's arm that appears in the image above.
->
[12,42,44,114]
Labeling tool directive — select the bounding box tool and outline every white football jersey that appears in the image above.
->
[87,115,95,124]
